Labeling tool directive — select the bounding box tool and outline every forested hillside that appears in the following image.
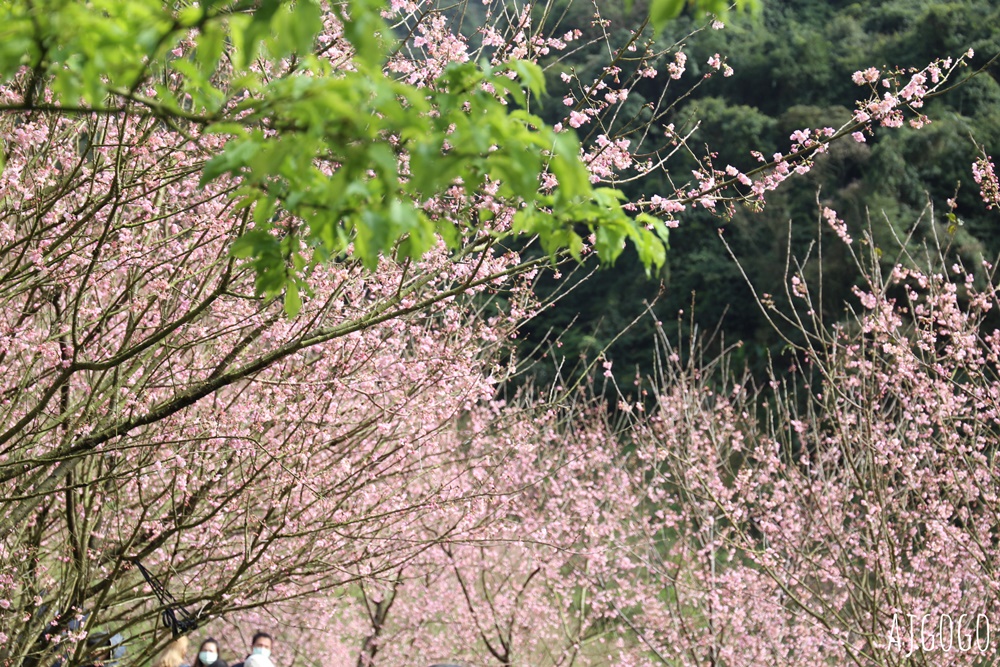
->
[522,0,1000,383]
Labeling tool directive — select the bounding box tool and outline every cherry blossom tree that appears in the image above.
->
[0,0,993,666]
[265,45,999,664]
[0,90,542,665]
[336,207,1000,667]
[0,1,578,662]
[586,205,1000,666]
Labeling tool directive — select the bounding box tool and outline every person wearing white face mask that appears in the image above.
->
[192,638,228,667]
[241,631,275,667]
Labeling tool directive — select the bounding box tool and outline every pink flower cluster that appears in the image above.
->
[973,155,999,209]
[852,53,973,131]
[584,135,633,182]
[668,51,688,80]
[822,206,852,244]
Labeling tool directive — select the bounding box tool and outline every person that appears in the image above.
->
[191,637,228,667]
[80,633,114,667]
[239,631,274,667]
[79,631,128,667]
[152,636,189,667]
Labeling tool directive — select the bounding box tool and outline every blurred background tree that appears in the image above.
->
[519,0,1000,387]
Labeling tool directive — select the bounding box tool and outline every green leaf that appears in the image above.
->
[408,141,446,194]
[253,197,277,225]
[231,0,282,69]
[549,133,589,199]
[436,219,460,249]
[635,229,666,275]
[178,6,204,27]
[650,0,686,32]
[567,231,583,262]
[592,188,627,207]
[509,60,546,97]
[199,138,261,186]
[595,223,627,266]
[284,282,302,317]
[203,122,249,137]
[355,209,390,270]
[397,211,435,260]
[290,0,323,54]
[336,0,388,69]
[368,143,399,180]
[508,108,545,131]
[231,229,276,259]
[256,263,287,296]
[486,73,526,107]
[195,24,226,78]
[637,213,670,247]
[512,204,540,236]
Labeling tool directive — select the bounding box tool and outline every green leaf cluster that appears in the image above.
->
[0,0,683,316]
[643,0,759,32]
[207,55,670,310]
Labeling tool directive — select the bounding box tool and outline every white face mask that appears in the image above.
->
[252,647,271,659]
[199,652,218,665]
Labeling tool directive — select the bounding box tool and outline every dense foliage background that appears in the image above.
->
[520,0,1000,384]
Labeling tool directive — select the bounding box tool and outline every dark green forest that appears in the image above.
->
[517,0,1000,386]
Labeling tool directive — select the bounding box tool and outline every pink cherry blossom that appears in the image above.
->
[568,110,588,128]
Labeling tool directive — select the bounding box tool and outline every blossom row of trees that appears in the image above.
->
[206,221,1000,667]
[0,0,997,665]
